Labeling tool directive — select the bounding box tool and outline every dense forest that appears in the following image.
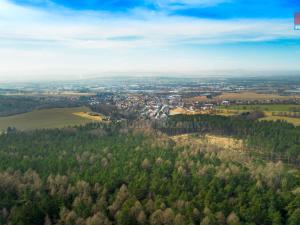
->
[157,114,300,165]
[1,122,300,225]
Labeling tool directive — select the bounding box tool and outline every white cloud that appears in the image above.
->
[0,0,299,79]
[152,0,231,9]
[0,0,298,49]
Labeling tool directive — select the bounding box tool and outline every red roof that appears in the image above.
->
[295,13,300,25]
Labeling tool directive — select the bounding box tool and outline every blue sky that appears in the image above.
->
[0,0,300,80]
[10,0,300,17]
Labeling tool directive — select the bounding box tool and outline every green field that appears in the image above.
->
[0,106,96,132]
[217,104,300,125]
[218,104,300,112]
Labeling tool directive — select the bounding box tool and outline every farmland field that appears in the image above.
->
[0,106,97,131]
[186,91,300,103]
[3,91,96,97]
[218,104,300,112]
[213,92,298,101]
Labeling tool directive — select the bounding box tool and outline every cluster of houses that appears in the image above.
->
[87,91,233,120]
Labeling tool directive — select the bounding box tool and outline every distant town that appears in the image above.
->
[2,76,300,123]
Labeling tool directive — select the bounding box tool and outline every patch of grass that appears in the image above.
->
[171,133,243,151]
[169,107,204,115]
[214,109,240,116]
[259,116,300,126]
[169,107,188,115]
[0,106,96,131]
[205,134,244,151]
[73,111,104,121]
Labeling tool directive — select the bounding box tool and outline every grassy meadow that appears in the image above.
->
[0,106,98,132]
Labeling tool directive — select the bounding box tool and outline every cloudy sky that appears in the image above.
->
[0,0,300,80]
